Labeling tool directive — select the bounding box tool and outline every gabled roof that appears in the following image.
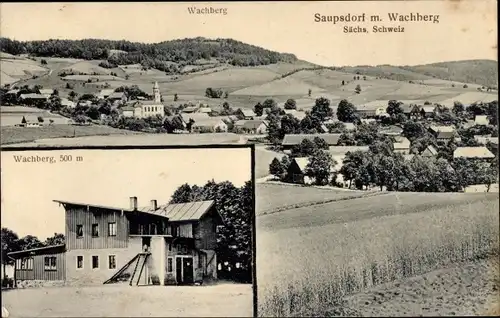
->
[474,115,489,125]
[239,109,256,117]
[393,136,411,150]
[283,109,307,120]
[234,119,268,130]
[282,133,342,146]
[198,107,212,113]
[136,200,216,222]
[181,113,210,122]
[429,125,456,139]
[182,106,199,113]
[474,135,498,145]
[99,89,115,97]
[453,147,495,159]
[108,92,126,99]
[421,105,436,113]
[39,89,54,95]
[291,157,310,172]
[329,146,369,155]
[343,122,356,131]
[192,117,227,128]
[421,145,438,156]
[53,199,217,222]
[19,93,48,100]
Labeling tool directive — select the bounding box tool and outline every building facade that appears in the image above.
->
[9,197,223,287]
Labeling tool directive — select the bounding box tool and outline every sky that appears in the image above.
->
[0,1,497,66]
[0,148,251,240]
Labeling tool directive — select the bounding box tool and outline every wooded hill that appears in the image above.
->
[0,37,298,71]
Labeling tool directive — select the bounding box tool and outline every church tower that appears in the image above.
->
[153,82,161,103]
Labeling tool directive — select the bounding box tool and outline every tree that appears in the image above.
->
[337,99,358,123]
[452,101,465,116]
[308,89,312,97]
[386,100,403,117]
[403,120,427,141]
[284,99,297,110]
[169,183,193,204]
[18,235,44,251]
[340,150,366,188]
[1,228,19,280]
[223,102,230,111]
[267,114,282,146]
[269,158,284,180]
[254,102,264,116]
[68,91,78,100]
[305,150,335,185]
[174,93,178,101]
[41,59,47,65]
[37,116,44,123]
[21,116,27,124]
[45,233,65,246]
[262,99,277,109]
[372,154,396,190]
[224,91,229,99]
[355,84,362,94]
[280,114,301,138]
[311,97,333,121]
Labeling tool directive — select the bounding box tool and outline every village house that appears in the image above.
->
[474,115,489,126]
[181,106,199,114]
[236,109,256,120]
[380,125,403,137]
[60,98,76,109]
[474,135,498,146]
[191,117,229,133]
[400,103,420,119]
[356,104,387,118]
[429,125,458,142]
[421,145,439,157]
[8,197,223,287]
[281,133,342,150]
[19,93,49,104]
[360,118,377,125]
[453,147,495,160]
[180,113,210,125]
[98,89,115,100]
[286,157,313,184]
[234,120,268,134]
[198,106,212,114]
[107,92,128,105]
[121,82,164,119]
[39,89,54,98]
[343,122,356,131]
[419,105,436,118]
[393,136,411,154]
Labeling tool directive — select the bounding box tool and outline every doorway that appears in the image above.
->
[175,256,194,284]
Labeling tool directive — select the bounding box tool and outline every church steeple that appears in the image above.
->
[153,82,161,103]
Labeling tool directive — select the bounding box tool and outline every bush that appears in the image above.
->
[2,277,14,288]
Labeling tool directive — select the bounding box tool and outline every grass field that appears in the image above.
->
[256,192,499,316]
[256,183,368,216]
[1,131,242,147]
[0,124,139,145]
[1,283,252,317]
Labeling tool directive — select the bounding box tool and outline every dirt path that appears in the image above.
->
[341,259,499,317]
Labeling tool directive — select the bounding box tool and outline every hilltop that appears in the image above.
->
[338,59,498,88]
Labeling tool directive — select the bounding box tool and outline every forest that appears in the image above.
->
[0,37,297,70]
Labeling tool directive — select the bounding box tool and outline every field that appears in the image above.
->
[1,106,71,127]
[256,183,368,216]
[0,54,49,86]
[0,124,140,145]
[343,258,499,316]
[256,192,499,316]
[1,283,252,317]
[1,131,243,147]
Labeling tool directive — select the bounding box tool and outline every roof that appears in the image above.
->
[421,145,438,156]
[421,105,436,113]
[475,115,489,125]
[108,92,126,99]
[393,137,411,150]
[6,89,19,94]
[99,89,115,96]
[121,106,135,111]
[181,113,210,122]
[292,157,310,172]
[282,133,342,146]
[343,122,356,130]
[239,109,256,117]
[360,118,376,124]
[474,135,498,145]
[192,117,227,128]
[429,125,456,139]
[328,146,369,155]
[234,119,268,130]
[198,107,212,113]
[7,244,66,258]
[53,199,217,222]
[454,147,495,159]
[182,106,199,113]
[19,93,47,100]
[380,125,403,135]
[283,110,307,120]
[400,103,419,113]
[403,154,415,161]
[136,200,216,222]
[39,89,54,95]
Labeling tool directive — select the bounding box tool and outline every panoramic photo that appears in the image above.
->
[1,147,254,317]
[0,1,498,317]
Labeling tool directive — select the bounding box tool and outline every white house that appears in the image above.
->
[474,115,489,126]
[234,120,269,134]
[121,82,164,118]
[191,117,228,133]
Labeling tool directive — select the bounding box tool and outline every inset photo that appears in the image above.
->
[1,146,254,317]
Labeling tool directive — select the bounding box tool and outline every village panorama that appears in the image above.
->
[0,36,498,317]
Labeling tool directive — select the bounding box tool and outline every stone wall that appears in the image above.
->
[15,280,65,289]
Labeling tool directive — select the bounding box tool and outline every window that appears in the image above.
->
[171,225,178,237]
[108,222,117,236]
[76,225,84,238]
[77,256,84,269]
[92,224,99,237]
[167,257,173,273]
[108,255,116,269]
[18,257,33,270]
[44,256,56,271]
[92,256,99,269]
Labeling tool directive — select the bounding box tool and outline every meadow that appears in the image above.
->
[256,192,499,317]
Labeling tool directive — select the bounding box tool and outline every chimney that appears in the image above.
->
[151,199,157,211]
[129,196,138,210]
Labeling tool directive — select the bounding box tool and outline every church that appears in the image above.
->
[122,82,165,119]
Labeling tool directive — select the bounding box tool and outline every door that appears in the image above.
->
[182,257,194,284]
[176,257,182,284]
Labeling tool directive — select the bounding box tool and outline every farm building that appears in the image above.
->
[191,117,228,133]
[421,145,438,157]
[60,98,76,108]
[283,109,307,120]
[419,105,436,118]
[39,89,54,98]
[107,92,128,104]
[400,103,420,118]
[236,109,256,120]
[198,107,212,114]
[181,112,210,124]
[281,133,342,150]
[474,135,498,145]
[380,125,403,136]
[474,115,489,126]
[286,157,313,184]
[8,197,223,287]
[19,93,48,104]
[234,120,268,134]
[181,106,200,113]
[393,136,411,154]
[356,104,386,118]
[453,147,495,160]
[429,125,458,142]
[98,89,115,99]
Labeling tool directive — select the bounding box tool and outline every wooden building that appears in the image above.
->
[8,197,223,287]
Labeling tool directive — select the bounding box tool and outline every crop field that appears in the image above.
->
[256,192,499,317]
[0,124,139,145]
[1,131,242,147]
[231,76,326,97]
[256,183,368,216]
[1,283,252,317]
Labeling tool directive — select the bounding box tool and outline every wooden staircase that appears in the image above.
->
[103,252,151,286]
